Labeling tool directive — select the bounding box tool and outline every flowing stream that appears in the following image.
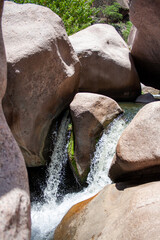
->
[31,103,143,240]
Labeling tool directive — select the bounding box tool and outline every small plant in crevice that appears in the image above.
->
[67,124,78,177]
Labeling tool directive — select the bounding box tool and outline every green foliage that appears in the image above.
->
[112,21,132,43]
[122,21,132,42]
[67,126,79,177]
[102,2,123,23]
[68,130,74,162]
[14,0,98,35]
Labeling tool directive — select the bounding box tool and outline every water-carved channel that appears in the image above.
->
[30,103,144,240]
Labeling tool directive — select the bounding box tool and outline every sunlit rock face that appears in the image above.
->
[2,1,80,167]
[70,92,123,183]
[130,0,160,89]
[109,102,160,182]
[54,181,160,240]
[69,24,141,101]
[0,1,31,238]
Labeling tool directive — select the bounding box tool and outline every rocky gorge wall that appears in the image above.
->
[1,0,160,239]
[1,1,141,169]
[0,0,31,239]
[130,0,160,89]
[2,1,80,167]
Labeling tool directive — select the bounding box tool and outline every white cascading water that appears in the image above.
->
[43,111,70,202]
[31,103,143,240]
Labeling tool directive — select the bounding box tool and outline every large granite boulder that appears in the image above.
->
[127,25,137,48]
[70,93,123,183]
[2,1,80,167]
[117,0,129,9]
[130,0,160,89]
[141,83,160,95]
[0,1,30,238]
[69,24,141,101]
[109,102,160,182]
[54,181,160,240]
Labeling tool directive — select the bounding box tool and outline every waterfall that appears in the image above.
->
[87,116,126,190]
[31,103,143,240]
[44,111,70,202]
[31,111,71,240]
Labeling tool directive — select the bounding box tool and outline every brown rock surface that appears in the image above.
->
[0,1,30,238]
[69,24,140,101]
[130,0,160,89]
[109,101,160,182]
[0,0,6,100]
[2,1,80,166]
[70,93,123,183]
[54,181,160,240]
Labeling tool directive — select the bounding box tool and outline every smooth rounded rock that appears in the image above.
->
[128,25,137,48]
[130,0,160,89]
[70,92,123,183]
[141,83,160,95]
[69,24,141,101]
[109,101,160,182]
[2,1,80,166]
[54,181,160,240]
[117,0,129,9]
[0,1,31,238]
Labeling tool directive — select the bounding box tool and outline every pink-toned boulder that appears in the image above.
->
[109,101,160,182]
[117,0,129,9]
[2,1,80,167]
[130,0,160,89]
[69,24,141,101]
[141,83,160,95]
[70,93,123,183]
[127,25,137,48]
[0,1,30,238]
[54,181,160,240]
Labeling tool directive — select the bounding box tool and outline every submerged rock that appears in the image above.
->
[2,1,80,167]
[135,93,155,103]
[54,181,160,240]
[0,1,31,238]
[130,0,160,89]
[69,24,141,101]
[69,93,123,184]
[109,102,160,182]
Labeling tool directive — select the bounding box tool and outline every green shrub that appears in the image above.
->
[122,21,132,42]
[111,21,132,43]
[102,2,123,23]
[14,0,98,35]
